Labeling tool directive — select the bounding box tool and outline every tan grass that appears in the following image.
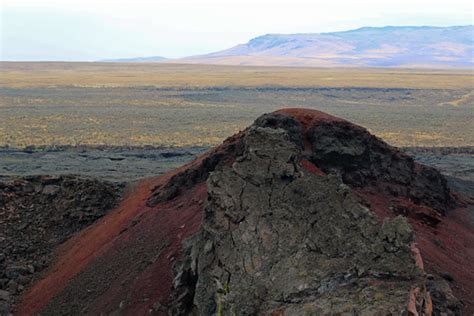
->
[1,62,473,90]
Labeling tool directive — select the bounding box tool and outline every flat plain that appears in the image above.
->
[1,62,473,148]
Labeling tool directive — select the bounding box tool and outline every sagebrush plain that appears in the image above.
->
[0,62,473,148]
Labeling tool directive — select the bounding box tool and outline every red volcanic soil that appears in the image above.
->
[18,108,474,315]
[18,176,205,315]
[300,159,326,176]
[18,131,243,316]
[275,108,346,125]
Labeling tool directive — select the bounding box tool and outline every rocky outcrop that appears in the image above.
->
[16,109,472,315]
[255,111,454,215]
[0,176,123,314]
[308,120,453,214]
[171,127,430,315]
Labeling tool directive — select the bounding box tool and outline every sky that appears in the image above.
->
[1,0,473,61]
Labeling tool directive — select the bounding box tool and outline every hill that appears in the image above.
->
[177,26,473,68]
[14,109,473,315]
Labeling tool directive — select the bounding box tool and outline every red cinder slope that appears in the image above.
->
[17,175,205,315]
[18,108,473,315]
[17,133,243,316]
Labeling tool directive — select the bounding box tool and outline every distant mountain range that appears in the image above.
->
[103,26,473,68]
[100,56,167,62]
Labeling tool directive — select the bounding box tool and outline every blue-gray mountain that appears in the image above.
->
[100,56,167,62]
[178,26,473,68]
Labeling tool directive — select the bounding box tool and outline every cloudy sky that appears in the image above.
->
[1,0,472,61]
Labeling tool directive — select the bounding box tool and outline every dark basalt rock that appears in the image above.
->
[307,120,453,215]
[170,127,433,315]
[254,112,305,149]
[252,113,454,217]
[0,175,123,312]
[427,277,463,314]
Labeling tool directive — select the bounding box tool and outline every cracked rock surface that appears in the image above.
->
[172,127,430,315]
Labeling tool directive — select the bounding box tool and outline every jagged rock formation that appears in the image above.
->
[172,127,429,315]
[15,109,473,315]
[0,176,123,315]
